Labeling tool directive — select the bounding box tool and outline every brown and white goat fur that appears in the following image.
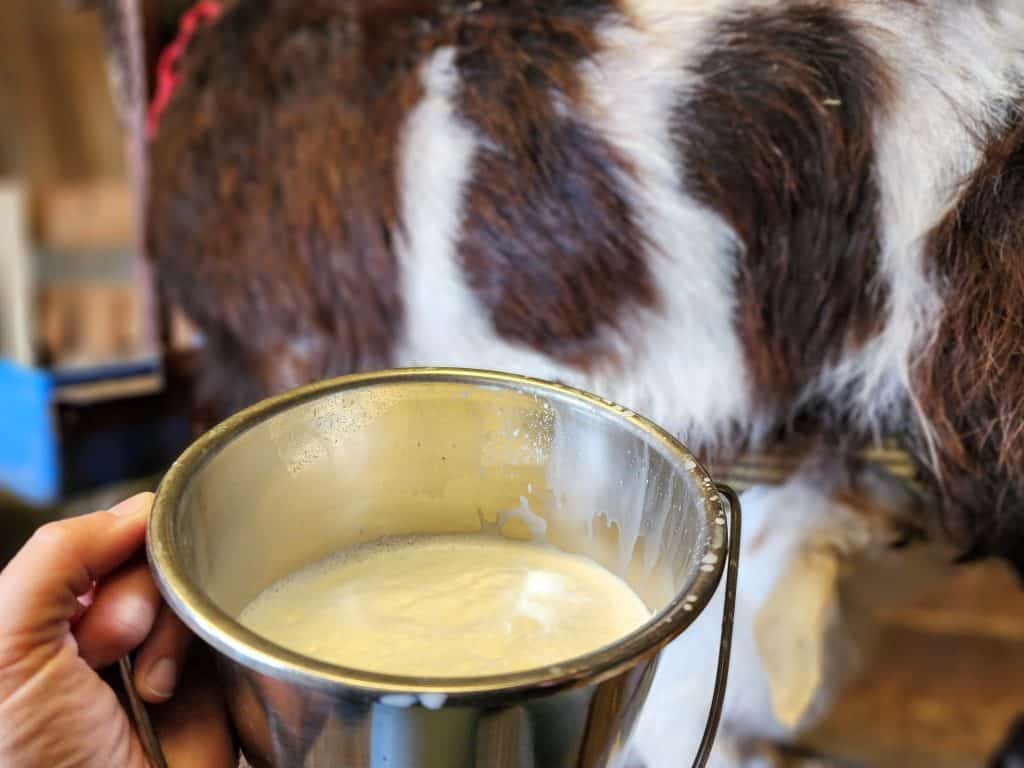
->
[144,0,1024,571]
[100,0,1024,763]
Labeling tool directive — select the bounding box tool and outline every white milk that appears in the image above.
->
[240,534,651,677]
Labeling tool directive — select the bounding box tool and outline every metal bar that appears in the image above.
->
[690,484,742,768]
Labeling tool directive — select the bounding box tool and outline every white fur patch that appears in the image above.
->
[817,2,1024,449]
[394,48,574,380]
[572,2,760,454]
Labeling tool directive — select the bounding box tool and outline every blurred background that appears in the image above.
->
[0,0,202,561]
[0,2,1021,766]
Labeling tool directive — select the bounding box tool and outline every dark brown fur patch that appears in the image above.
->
[454,1,656,368]
[913,104,1024,578]
[677,4,889,413]
[148,0,441,418]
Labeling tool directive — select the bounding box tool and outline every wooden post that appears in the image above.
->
[0,181,34,366]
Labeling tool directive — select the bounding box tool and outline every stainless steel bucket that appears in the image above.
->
[136,369,740,768]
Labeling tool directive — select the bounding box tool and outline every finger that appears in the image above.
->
[0,493,154,641]
[153,649,237,768]
[73,561,160,669]
[134,604,192,703]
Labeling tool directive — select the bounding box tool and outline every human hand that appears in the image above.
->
[0,493,236,767]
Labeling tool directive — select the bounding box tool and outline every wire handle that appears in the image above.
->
[118,656,169,768]
[690,483,742,768]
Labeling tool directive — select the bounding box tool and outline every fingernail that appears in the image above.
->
[144,658,178,699]
[110,492,153,518]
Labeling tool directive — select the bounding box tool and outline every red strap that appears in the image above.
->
[146,0,223,140]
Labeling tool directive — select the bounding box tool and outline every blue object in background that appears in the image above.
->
[0,359,59,506]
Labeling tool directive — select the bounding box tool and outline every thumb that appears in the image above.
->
[0,493,153,654]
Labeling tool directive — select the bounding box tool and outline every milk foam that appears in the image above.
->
[240,534,651,677]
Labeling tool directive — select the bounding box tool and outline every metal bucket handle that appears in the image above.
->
[118,656,168,768]
[119,485,742,768]
[689,483,742,768]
